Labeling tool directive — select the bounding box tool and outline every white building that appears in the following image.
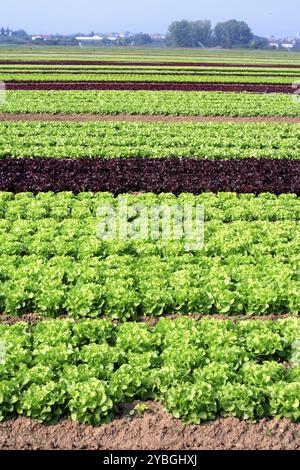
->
[32,34,52,41]
[76,32,134,45]
[281,41,294,49]
[76,35,105,42]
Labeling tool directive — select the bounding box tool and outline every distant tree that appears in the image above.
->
[189,20,212,47]
[132,33,153,45]
[168,20,193,47]
[118,36,132,46]
[214,20,253,48]
[249,36,269,49]
[168,19,212,47]
[13,29,29,39]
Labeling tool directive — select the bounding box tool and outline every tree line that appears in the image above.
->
[0,20,270,48]
[0,29,155,46]
[167,19,269,49]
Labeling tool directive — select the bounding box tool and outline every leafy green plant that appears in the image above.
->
[0,380,19,421]
[67,378,114,425]
[129,403,149,416]
[268,382,300,420]
[164,381,217,424]
[217,383,266,420]
[16,381,65,423]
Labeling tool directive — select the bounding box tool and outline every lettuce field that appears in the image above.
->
[0,46,299,450]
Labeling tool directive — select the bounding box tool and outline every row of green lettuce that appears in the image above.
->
[0,318,299,424]
[3,65,300,74]
[1,90,300,117]
[0,121,299,159]
[0,72,297,84]
[0,225,299,316]
[1,192,299,221]
[0,192,299,318]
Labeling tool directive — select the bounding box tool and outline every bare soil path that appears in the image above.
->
[0,313,298,326]
[0,403,299,450]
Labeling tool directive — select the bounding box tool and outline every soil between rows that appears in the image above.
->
[0,402,299,450]
[0,313,298,326]
[1,113,300,123]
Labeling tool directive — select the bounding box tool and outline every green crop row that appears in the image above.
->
[3,90,299,117]
[0,121,299,159]
[0,192,299,318]
[1,192,299,222]
[0,72,298,84]
[1,228,299,317]
[0,318,299,424]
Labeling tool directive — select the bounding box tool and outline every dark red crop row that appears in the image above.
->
[1,59,300,68]
[5,81,294,93]
[1,158,299,194]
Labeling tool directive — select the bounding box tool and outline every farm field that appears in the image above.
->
[1,46,300,64]
[0,47,299,451]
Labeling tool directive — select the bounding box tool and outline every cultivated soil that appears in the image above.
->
[1,113,300,123]
[0,402,299,450]
[0,313,298,326]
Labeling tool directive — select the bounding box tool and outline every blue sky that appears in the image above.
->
[2,0,299,37]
